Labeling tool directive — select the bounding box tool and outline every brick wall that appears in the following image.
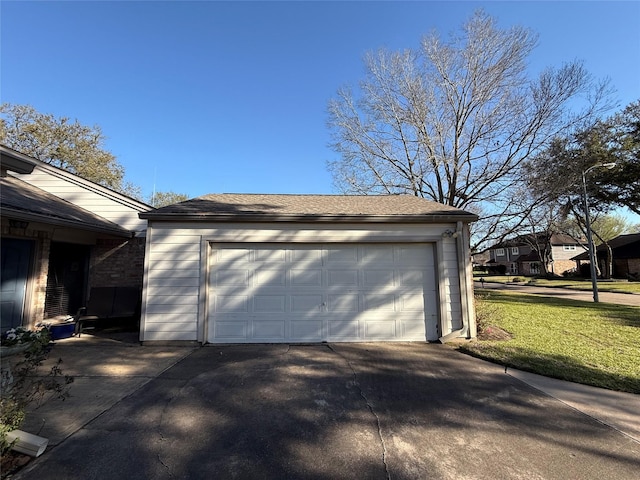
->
[629,259,640,276]
[32,233,50,324]
[89,237,146,288]
[615,258,640,278]
[551,260,576,276]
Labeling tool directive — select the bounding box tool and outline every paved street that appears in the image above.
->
[475,281,640,306]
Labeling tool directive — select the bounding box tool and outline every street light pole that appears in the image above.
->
[581,162,617,303]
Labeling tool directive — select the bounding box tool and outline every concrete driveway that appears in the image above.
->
[14,342,640,480]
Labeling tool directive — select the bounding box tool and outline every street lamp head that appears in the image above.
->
[584,162,617,176]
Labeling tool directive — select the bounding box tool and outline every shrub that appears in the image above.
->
[1,327,49,349]
[1,327,73,457]
[474,293,499,335]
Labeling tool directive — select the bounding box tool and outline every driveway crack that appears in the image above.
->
[326,345,391,480]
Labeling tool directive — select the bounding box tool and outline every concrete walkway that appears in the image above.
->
[475,281,640,306]
[19,333,197,447]
[506,368,640,443]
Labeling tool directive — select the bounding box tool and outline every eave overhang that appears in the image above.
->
[139,212,479,223]
[2,206,134,238]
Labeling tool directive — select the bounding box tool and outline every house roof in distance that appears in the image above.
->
[489,233,584,249]
[139,193,479,223]
[572,233,640,261]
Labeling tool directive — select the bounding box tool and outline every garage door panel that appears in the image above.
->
[363,294,396,311]
[254,248,287,263]
[327,294,359,312]
[216,295,249,312]
[291,295,323,312]
[216,248,252,264]
[290,249,322,265]
[363,270,395,286]
[398,293,426,311]
[365,321,396,339]
[254,269,287,287]
[399,270,428,286]
[208,244,437,343]
[361,246,394,263]
[401,320,428,339]
[327,246,358,263]
[215,269,250,286]
[291,269,322,286]
[329,319,359,339]
[215,321,248,339]
[253,321,285,339]
[290,321,323,341]
[327,269,358,286]
[398,245,434,265]
[253,295,286,313]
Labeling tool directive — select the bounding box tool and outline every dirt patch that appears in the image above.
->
[478,325,513,341]
[1,451,31,478]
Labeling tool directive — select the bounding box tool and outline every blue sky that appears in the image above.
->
[2,1,639,205]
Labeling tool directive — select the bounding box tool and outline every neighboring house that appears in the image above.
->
[138,194,478,344]
[0,145,152,331]
[572,233,640,279]
[486,233,587,276]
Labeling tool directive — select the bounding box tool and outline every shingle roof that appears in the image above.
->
[1,176,133,237]
[139,194,478,223]
[489,233,584,249]
[572,233,640,261]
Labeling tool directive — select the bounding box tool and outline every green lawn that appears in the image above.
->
[457,290,640,393]
[474,274,640,294]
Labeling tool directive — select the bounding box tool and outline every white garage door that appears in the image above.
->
[207,244,437,343]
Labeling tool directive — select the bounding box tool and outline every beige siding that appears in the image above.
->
[552,244,587,261]
[12,168,149,232]
[140,222,469,343]
[141,229,201,341]
[441,240,463,333]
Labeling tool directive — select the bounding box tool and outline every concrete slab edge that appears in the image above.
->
[505,369,640,444]
[23,347,199,467]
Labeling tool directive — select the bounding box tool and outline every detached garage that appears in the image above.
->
[139,194,478,344]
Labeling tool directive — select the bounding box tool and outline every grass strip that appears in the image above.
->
[473,275,640,294]
[458,291,640,393]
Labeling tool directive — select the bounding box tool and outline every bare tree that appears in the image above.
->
[327,11,612,249]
